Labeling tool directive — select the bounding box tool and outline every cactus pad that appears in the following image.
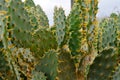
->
[87,48,118,80]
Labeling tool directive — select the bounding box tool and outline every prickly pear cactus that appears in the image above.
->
[116,14,120,56]
[1,0,57,59]
[56,47,77,80]
[0,42,11,80]
[32,71,47,80]
[69,0,99,79]
[68,3,82,56]
[11,47,35,79]
[87,48,119,80]
[54,7,66,47]
[0,0,120,80]
[98,18,117,52]
[35,5,49,27]
[88,12,120,80]
[24,0,35,7]
[25,2,49,28]
[35,50,58,80]
[112,64,120,80]
[35,49,77,80]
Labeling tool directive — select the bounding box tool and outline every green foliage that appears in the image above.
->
[0,42,11,80]
[35,50,58,80]
[25,3,49,28]
[11,47,35,79]
[98,18,117,52]
[56,48,77,80]
[24,0,35,7]
[68,3,82,56]
[0,0,120,80]
[35,5,49,27]
[87,48,118,80]
[13,27,57,58]
[112,64,120,80]
[32,71,47,80]
[0,0,56,59]
[54,7,66,47]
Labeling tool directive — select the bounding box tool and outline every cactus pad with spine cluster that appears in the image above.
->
[87,48,119,80]
[54,7,66,47]
[32,71,47,80]
[56,48,77,80]
[35,50,58,80]
[24,1,49,28]
[98,18,117,52]
[112,64,120,80]
[68,3,82,56]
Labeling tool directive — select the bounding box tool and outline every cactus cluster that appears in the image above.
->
[0,0,120,80]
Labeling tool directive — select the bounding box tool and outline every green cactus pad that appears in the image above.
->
[35,5,49,27]
[69,3,82,56]
[54,7,66,47]
[32,71,47,80]
[0,41,11,80]
[5,0,34,47]
[25,5,49,28]
[57,48,77,80]
[112,64,120,80]
[11,47,35,80]
[35,50,58,80]
[14,28,57,58]
[31,28,58,57]
[0,0,9,11]
[98,18,117,52]
[87,48,118,80]
[24,0,35,7]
